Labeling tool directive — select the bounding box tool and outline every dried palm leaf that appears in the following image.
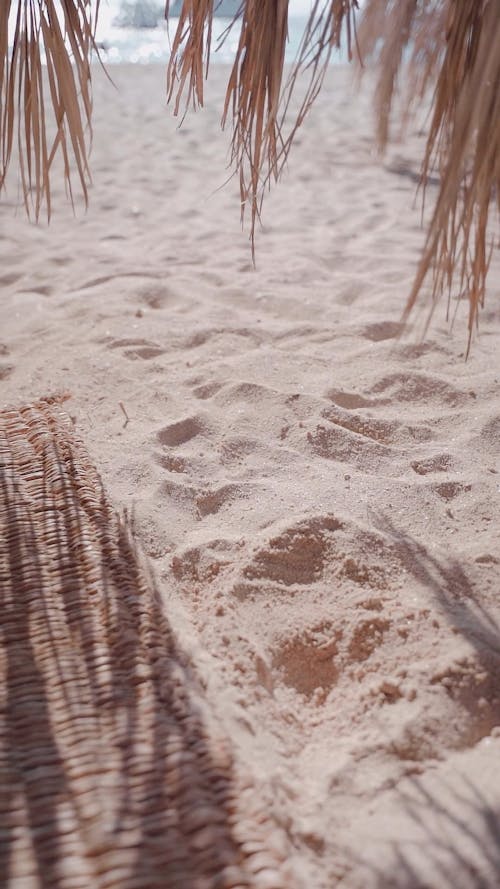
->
[358,0,499,349]
[166,0,214,114]
[167,0,360,253]
[167,0,498,344]
[406,0,499,351]
[1,2,498,343]
[1,1,99,218]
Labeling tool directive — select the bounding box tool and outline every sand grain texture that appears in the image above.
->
[1,65,500,888]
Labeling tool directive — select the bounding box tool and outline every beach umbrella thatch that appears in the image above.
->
[1,0,499,347]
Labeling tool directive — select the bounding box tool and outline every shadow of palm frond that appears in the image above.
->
[369,507,500,662]
[368,508,500,749]
[333,510,500,887]
[0,399,289,889]
[395,772,500,887]
[341,768,500,889]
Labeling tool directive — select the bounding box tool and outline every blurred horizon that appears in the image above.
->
[94,1,349,65]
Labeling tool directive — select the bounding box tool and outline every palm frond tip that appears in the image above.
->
[1,0,99,218]
[2,1,498,343]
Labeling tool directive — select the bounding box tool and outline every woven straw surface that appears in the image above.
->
[0,400,290,889]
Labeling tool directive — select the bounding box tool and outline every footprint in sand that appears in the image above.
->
[429,652,500,747]
[370,371,470,407]
[160,478,199,516]
[157,416,205,447]
[321,405,432,446]
[155,453,187,473]
[325,388,380,410]
[269,602,404,704]
[346,616,392,663]
[171,538,243,585]
[103,337,165,360]
[271,629,342,698]
[49,255,72,266]
[159,481,253,523]
[192,382,223,400]
[321,408,400,444]
[237,515,400,597]
[219,436,261,466]
[307,422,391,464]
[433,481,471,502]
[196,483,247,518]
[361,320,405,342]
[242,516,342,588]
[269,606,395,702]
[183,328,262,350]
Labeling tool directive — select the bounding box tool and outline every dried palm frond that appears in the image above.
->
[406,0,499,350]
[167,0,360,252]
[166,0,214,114]
[0,0,99,218]
[220,0,289,252]
[167,0,498,343]
[357,0,419,150]
[1,2,498,343]
[358,0,499,350]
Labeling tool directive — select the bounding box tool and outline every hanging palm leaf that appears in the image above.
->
[1,0,99,218]
[1,1,498,345]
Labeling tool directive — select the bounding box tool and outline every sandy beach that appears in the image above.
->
[1,63,500,888]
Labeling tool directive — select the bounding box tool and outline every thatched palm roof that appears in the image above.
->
[1,1,499,347]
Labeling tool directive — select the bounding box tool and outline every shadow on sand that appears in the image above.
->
[341,509,500,889]
[0,399,285,889]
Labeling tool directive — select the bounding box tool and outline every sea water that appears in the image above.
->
[94,2,348,65]
[7,2,348,66]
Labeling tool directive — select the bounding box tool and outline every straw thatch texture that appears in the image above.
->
[0,398,290,889]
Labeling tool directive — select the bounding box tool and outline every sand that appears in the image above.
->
[1,63,500,888]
